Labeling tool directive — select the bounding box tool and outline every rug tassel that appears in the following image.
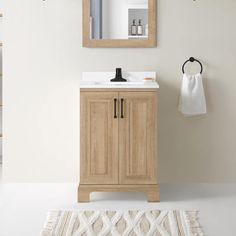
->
[40,211,60,236]
[185,211,204,236]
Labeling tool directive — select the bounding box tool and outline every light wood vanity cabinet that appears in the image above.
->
[78,89,159,202]
[80,92,119,185]
[118,92,157,185]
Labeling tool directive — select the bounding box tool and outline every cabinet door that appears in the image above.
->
[80,92,119,184]
[119,92,158,184]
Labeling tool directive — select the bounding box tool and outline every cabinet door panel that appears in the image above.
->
[119,92,157,184]
[80,92,119,184]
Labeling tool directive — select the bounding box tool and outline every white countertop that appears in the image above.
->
[80,81,159,89]
[80,72,159,89]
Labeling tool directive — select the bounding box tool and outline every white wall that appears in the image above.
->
[0,0,3,164]
[3,0,236,183]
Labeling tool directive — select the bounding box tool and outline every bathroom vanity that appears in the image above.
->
[78,72,159,202]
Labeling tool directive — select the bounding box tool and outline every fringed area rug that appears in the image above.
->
[41,210,203,236]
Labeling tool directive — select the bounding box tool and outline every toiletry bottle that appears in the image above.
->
[131,19,137,35]
[137,19,143,36]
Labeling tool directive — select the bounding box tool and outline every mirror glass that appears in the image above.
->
[90,0,149,40]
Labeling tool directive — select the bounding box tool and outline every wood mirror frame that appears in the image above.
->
[83,0,156,48]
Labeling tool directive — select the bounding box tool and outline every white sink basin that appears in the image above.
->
[94,81,146,86]
[80,80,159,89]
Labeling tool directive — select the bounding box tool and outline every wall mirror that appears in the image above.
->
[83,0,156,48]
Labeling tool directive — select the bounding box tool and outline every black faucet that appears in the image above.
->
[110,68,127,82]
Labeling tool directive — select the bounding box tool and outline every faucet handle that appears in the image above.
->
[110,68,127,82]
[116,68,122,78]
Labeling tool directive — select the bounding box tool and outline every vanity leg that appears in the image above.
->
[78,185,90,202]
[147,186,160,202]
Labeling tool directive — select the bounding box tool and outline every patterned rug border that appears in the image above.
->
[41,210,204,236]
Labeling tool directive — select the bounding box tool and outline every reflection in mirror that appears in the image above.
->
[90,0,148,40]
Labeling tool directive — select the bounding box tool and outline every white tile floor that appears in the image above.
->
[1,165,236,236]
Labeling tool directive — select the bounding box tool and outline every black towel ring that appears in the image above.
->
[182,57,203,74]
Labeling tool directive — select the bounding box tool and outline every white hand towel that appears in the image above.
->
[179,73,207,116]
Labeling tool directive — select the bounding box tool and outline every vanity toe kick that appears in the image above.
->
[78,184,160,202]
